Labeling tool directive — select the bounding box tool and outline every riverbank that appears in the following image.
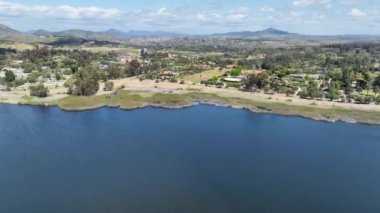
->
[1,78,380,124]
[1,89,379,125]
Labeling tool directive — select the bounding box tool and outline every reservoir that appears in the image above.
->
[0,104,379,213]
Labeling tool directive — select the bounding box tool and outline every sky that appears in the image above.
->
[0,0,379,35]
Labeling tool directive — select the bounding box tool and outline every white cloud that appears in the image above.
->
[340,0,364,5]
[227,7,250,21]
[157,8,171,16]
[292,0,331,8]
[0,1,121,19]
[0,0,378,35]
[350,8,367,17]
[291,11,300,17]
[260,5,275,12]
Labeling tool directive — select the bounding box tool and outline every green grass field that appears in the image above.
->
[0,43,35,50]
[182,69,226,83]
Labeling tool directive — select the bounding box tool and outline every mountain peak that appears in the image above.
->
[212,28,290,38]
[261,28,289,35]
[0,23,23,38]
[105,28,126,36]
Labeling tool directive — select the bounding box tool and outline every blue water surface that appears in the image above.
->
[0,104,379,213]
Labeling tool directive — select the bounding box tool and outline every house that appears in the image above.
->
[289,74,305,79]
[224,77,243,83]
[226,64,235,69]
[351,80,367,89]
[289,74,321,80]
[99,64,109,70]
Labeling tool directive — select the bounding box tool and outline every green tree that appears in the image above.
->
[300,81,323,99]
[244,72,269,90]
[30,84,49,98]
[230,68,242,76]
[4,70,16,83]
[126,60,142,77]
[327,82,340,101]
[21,61,36,73]
[307,81,323,99]
[107,64,124,79]
[55,73,62,81]
[68,66,100,96]
[373,75,380,96]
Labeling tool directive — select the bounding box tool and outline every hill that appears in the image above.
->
[212,28,292,38]
[0,23,24,38]
[29,28,184,41]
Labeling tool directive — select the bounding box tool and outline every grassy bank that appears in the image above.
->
[56,91,380,124]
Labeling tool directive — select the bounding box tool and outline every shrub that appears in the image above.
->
[30,84,49,98]
[375,96,380,105]
[103,81,114,91]
[55,73,62,81]
[354,95,373,104]
[4,70,16,83]
[226,82,240,88]
[231,68,242,76]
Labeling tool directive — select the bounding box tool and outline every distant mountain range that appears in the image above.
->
[1,23,380,44]
[211,28,294,38]
[27,28,184,39]
[0,23,25,38]
[0,23,41,42]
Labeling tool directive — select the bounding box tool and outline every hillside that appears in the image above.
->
[212,28,292,38]
[0,23,24,38]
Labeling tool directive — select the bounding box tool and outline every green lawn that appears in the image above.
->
[182,69,226,83]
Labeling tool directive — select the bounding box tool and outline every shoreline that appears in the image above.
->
[1,89,379,125]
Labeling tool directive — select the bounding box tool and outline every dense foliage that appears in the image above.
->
[30,84,49,98]
[68,66,100,96]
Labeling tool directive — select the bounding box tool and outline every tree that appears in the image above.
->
[286,87,297,97]
[68,66,99,96]
[307,81,323,99]
[4,70,16,83]
[299,81,323,99]
[126,60,142,76]
[55,73,62,81]
[103,81,114,91]
[373,75,380,96]
[231,68,242,76]
[21,61,36,73]
[107,64,124,79]
[342,68,354,98]
[30,84,49,98]
[363,72,373,95]
[244,72,269,90]
[327,82,340,101]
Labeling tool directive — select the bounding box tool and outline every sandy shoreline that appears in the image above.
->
[110,78,380,111]
[1,77,380,124]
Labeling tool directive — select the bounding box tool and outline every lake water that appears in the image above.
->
[0,104,380,213]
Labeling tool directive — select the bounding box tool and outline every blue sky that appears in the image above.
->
[0,0,379,34]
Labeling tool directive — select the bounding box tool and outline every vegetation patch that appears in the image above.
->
[56,91,380,124]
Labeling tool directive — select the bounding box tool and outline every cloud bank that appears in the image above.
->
[0,0,379,35]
